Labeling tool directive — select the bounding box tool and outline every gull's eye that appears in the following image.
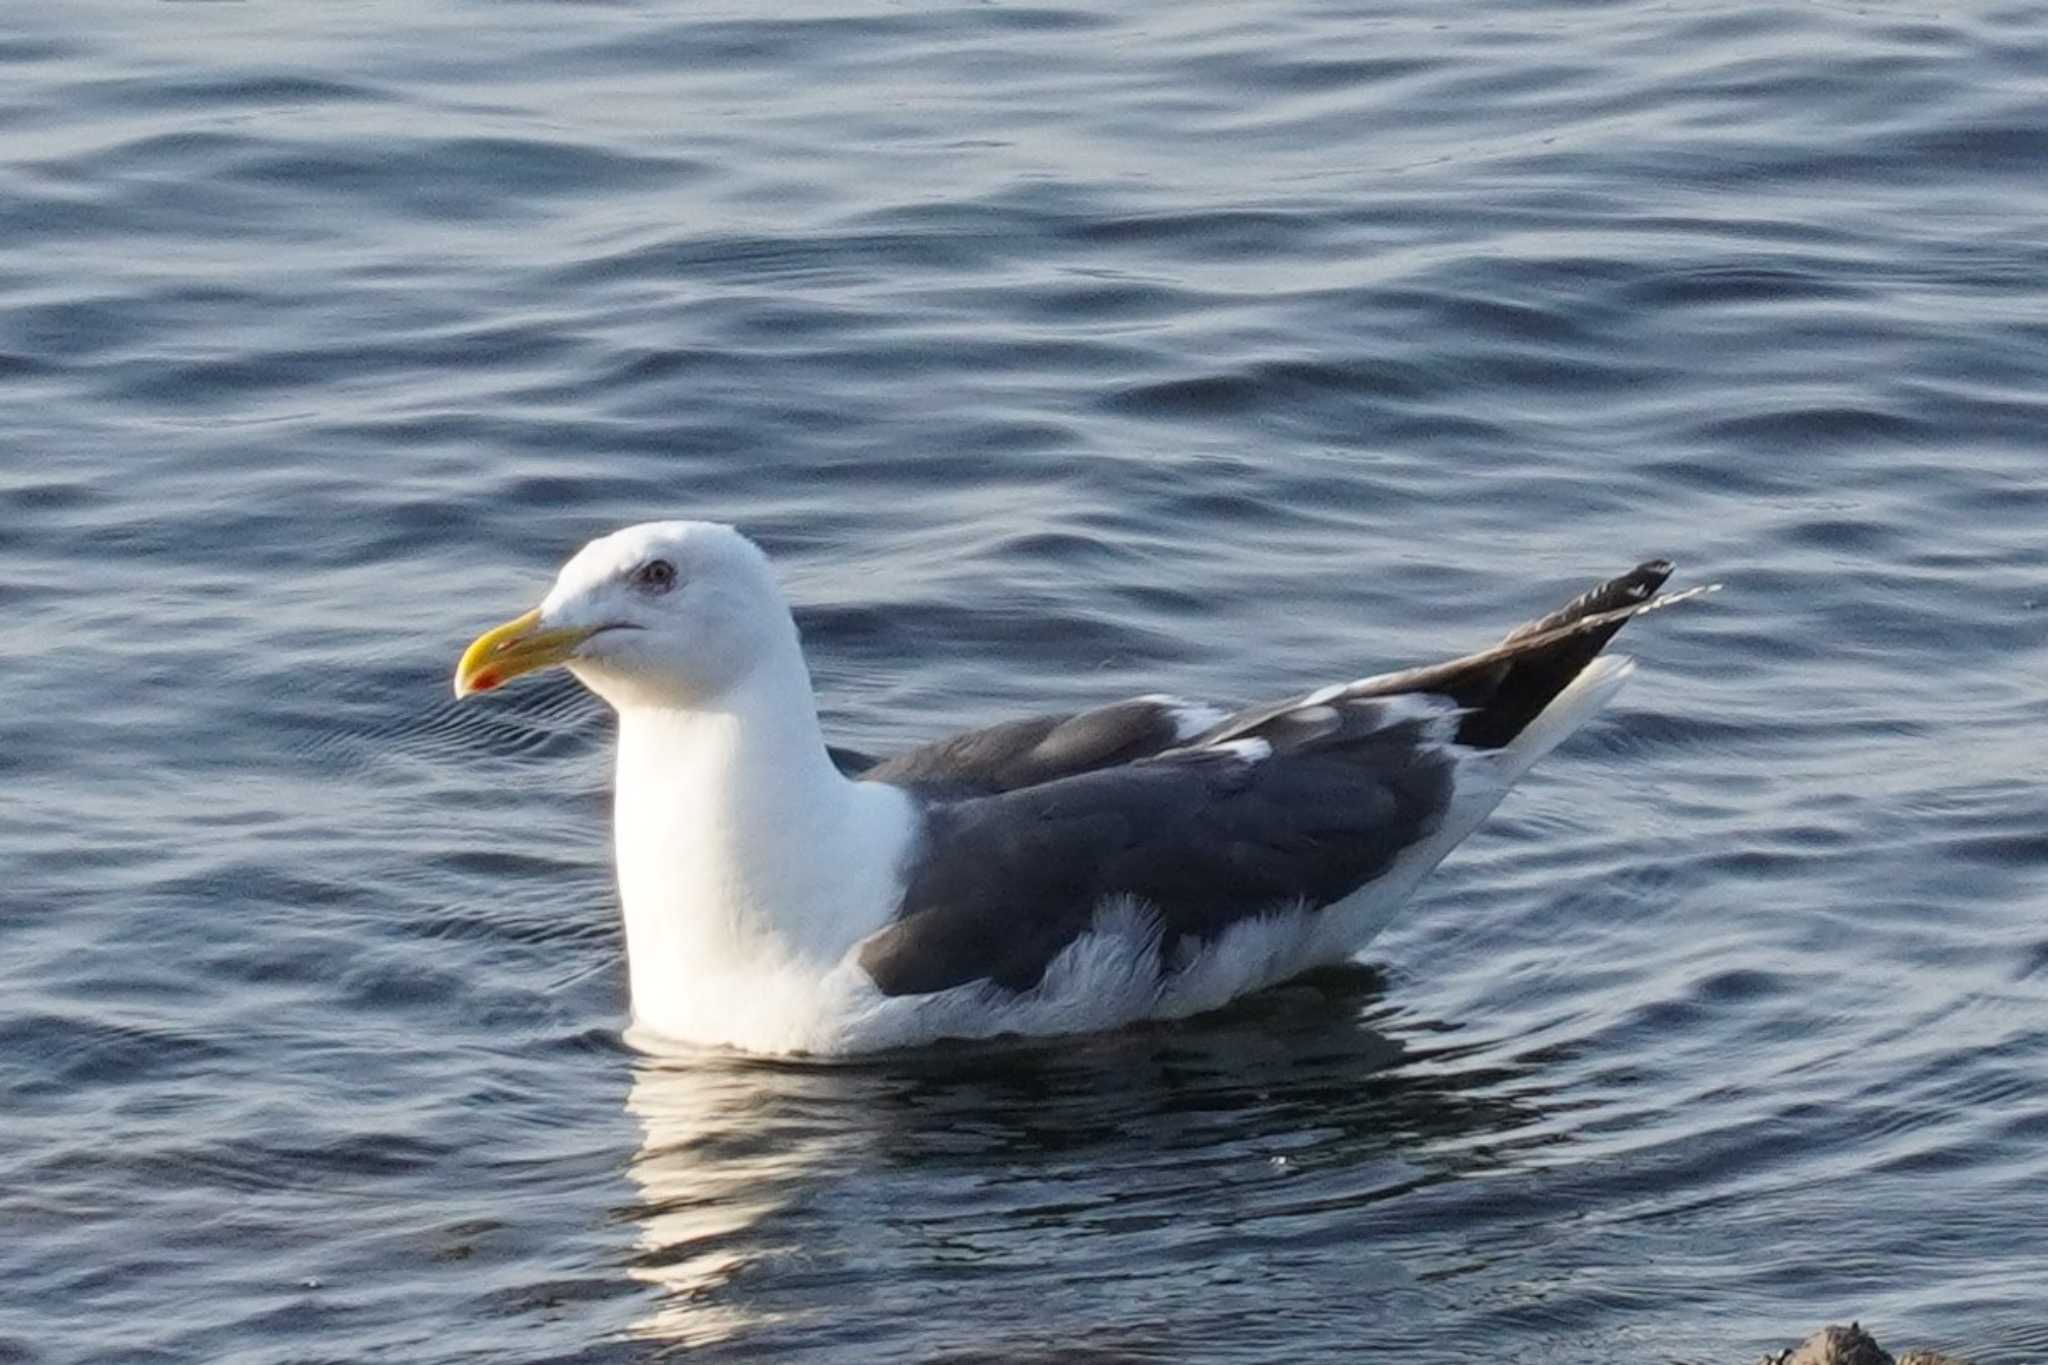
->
[634,559,678,593]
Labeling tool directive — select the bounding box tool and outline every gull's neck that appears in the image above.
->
[609,636,914,1034]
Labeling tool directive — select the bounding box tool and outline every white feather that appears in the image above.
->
[1138,693,1230,740]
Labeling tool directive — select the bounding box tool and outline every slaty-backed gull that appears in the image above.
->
[453,521,1709,1055]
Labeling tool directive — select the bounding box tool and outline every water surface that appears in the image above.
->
[3,2,2046,1361]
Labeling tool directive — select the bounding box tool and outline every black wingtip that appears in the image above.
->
[1589,557,1674,603]
[1623,558,1675,595]
[1632,557,1674,584]
[1454,558,1679,748]
[1500,558,1675,648]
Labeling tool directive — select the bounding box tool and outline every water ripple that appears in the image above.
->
[5,1,2048,1362]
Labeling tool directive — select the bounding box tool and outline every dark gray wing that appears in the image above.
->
[856,559,1708,999]
[857,698,1458,997]
[857,694,1223,798]
[850,565,1694,794]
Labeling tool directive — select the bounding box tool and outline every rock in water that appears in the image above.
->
[1759,1323,1972,1365]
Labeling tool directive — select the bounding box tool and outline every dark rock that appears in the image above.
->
[1757,1324,1972,1365]
[1762,1323,1894,1365]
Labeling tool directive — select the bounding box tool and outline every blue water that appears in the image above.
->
[4,2,2046,1361]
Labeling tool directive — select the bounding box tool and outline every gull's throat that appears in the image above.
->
[608,640,916,1042]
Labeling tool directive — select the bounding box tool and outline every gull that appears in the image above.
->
[455,521,1707,1055]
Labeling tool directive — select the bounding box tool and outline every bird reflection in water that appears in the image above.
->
[618,965,1552,1356]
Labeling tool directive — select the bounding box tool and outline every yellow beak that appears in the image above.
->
[453,609,600,698]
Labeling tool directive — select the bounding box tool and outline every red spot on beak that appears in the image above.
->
[469,670,501,693]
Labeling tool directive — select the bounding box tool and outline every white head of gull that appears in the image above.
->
[456,520,1709,1055]
[458,522,918,1052]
